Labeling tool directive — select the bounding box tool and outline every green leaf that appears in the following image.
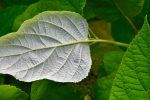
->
[103,51,124,74]
[85,0,144,21]
[110,18,150,100]
[0,74,4,84]
[111,17,135,43]
[83,1,96,20]
[142,0,150,24]
[0,85,28,100]
[4,76,32,95]
[31,80,82,100]
[2,0,39,7]
[114,0,144,18]
[0,6,27,36]
[13,0,86,30]
[95,73,115,100]
[0,11,91,82]
[94,51,124,100]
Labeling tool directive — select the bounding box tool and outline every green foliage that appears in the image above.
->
[13,0,85,31]
[95,51,124,100]
[31,80,82,100]
[103,51,124,74]
[0,6,26,36]
[110,18,150,100]
[111,17,136,43]
[2,0,39,7]
[113,0,144,18]
[142,0,150,23]
[84,0,144,21]
[0,85,28,100]
[95,73,115,100]
[0,0,150,100]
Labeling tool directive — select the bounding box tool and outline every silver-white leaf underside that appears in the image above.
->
[0,11,92,82]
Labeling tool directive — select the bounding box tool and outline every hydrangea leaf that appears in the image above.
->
[110,17,150,100]
[0,11,91,82]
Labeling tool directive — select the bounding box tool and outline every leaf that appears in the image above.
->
[94,51,124,100]
[31,80,82,100]
[111,17,135,43]
[84,0,144,21]
[103,51,124,74]
[13,0,86,31]
[95,73,115,100]
[0,5,27,36]
[0,11,91,82]
[0,85,28,100]
[110,18,150,100]
[2,0,39,7]
[83,1,96,20]
[4,76,32,95]
[114,0,144,18]
[0,74,4,84]
[142,0,150,24]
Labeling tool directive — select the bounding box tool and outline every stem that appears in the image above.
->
[12,39,129,54]
[113,0,138,33]
[124,16,138,33]
[89,28,99,39]
[85,39,129,47]
[36,39,129,49]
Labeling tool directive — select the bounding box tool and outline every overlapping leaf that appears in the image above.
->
[0,85,28,100]
[110,18,150,100]
[84,0,144,21]
[13,0,86,30]
[0,5,27,36]
[31,80,82,100]
[0,11,91,82]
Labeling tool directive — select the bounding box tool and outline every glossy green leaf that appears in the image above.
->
[0,11,91,82]
[0,85,28,100]
[110,18,150,100]
[13,0,86,30]
[0,6,27,36]
[31,80,82,100]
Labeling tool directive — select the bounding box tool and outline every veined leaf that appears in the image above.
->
[110,18,150,99]
[0,11,91,82]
